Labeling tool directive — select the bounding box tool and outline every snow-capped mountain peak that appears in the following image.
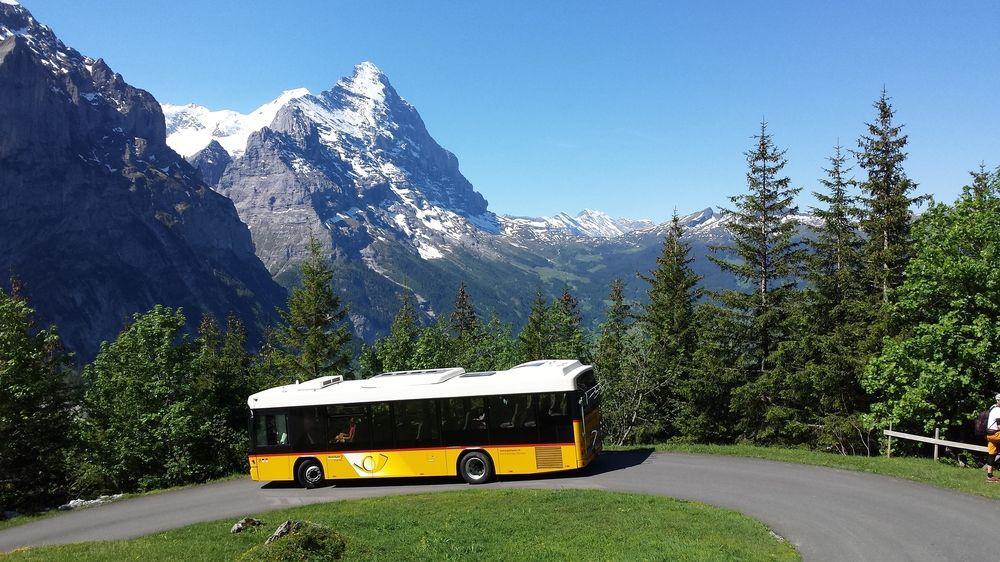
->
[163,87,310,157]
[500,209,654,240]
[339,61,389,102]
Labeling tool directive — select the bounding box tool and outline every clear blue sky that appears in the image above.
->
[24,0,1000,221]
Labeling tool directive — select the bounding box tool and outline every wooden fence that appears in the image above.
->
[883,426,988,460]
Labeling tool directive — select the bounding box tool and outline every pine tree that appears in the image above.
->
[413,317,458,369]
[0,279,76,511]
[270,236,352,381]
[709,121,804,440]
[550,286,589,361]
[593,279,633,443]
[854,90,925,307]
[518,290,553,361]
[771,145,871,449]
[637,211,701,437]
[449,283,479,339]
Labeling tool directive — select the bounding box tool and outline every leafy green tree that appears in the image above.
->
[637,212,701,437]
[374,293,421,373]
[192,314,261,468]
[0,280,76,511]
[863,168,1000,438]
[855,90,926,307]
[270,236,352,381]
[412,318,458,369]
[709,122,804,441]
[75,306,232,493]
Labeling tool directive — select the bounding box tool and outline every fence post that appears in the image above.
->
[934,427,939,461]
[887,422,892,458]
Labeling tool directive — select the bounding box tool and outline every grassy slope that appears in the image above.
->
[624,443,1000,501]
[7,489,798,561]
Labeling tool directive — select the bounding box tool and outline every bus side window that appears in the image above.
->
[294,407,324,451]
[394,400,440,448]
[488,395,539,445]
[254,413,289,449]
[538,392,573,443]
[371,402,393,449]
[441,397,488,445]
[326,404,371,451]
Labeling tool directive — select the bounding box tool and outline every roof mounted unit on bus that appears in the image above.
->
[361,367,465,388]
[294,375,344,391]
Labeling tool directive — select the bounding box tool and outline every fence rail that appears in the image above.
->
[883,427,988,460]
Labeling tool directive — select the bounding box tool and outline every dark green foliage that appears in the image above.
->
[637,213,701,437]
[855,90,926,308]
[238,522,346,561]
[0,280,76,511]
[863,168,1000,437]
[593,279,632,443]
[549,287,590,362]
[708,122,804,441]
[518,291,554,361]
[193,315,268,469]
[75,306,238,494]
[270,236,352,382]
[450,283,478,339]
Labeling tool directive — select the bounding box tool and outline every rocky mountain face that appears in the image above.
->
[165,62,819,338]
[0,1,285,358]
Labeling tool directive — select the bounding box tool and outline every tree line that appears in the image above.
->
[2,91,997,513]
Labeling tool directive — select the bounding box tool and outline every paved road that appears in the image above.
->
[1,451,996,560]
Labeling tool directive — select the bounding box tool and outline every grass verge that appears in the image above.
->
[620,442,1000,501]
[6,489,798,561]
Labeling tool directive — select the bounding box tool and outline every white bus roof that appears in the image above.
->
[248,360,591,410]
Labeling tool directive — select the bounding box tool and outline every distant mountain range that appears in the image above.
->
[1,1,817,356]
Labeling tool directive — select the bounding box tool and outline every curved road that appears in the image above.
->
[1,451,996,560]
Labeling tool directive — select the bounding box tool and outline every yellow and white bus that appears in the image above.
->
[247,359,601,487]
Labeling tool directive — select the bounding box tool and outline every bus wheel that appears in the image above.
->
[296,458,324,489]
[459,451,493,484]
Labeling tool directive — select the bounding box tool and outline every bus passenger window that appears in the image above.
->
[325,404,370,451]
[488,395,539,445]
[440,397,488,446]
[254,413,289,448]
[538,392,573,443]
[394,400,440,448]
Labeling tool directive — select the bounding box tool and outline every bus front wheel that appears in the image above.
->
[296,458,324,489]
[459,451,494,484]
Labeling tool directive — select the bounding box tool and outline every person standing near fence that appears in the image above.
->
[986,394,1000,483]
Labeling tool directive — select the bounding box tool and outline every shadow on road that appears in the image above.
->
[259,448,654,490]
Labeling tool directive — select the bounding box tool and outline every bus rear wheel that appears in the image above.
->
[459,451,494,484]
[296,458,324,489]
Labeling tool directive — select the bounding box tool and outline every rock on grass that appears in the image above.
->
[238,520,346,561]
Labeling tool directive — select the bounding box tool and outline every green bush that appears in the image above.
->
[239,522,346,561]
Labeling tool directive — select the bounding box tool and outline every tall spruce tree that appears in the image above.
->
[855,90,925,307]
[518,290,553,361]
[270,236,352,381]
[709,121,804,440]
[771,145,871,449]
[450,283,479,338]
[550,286,589,361]
[637,212,700,437]
[0,279,76,511]
[593,279,635,444]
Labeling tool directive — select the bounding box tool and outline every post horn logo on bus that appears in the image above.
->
[345,452,390,475]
